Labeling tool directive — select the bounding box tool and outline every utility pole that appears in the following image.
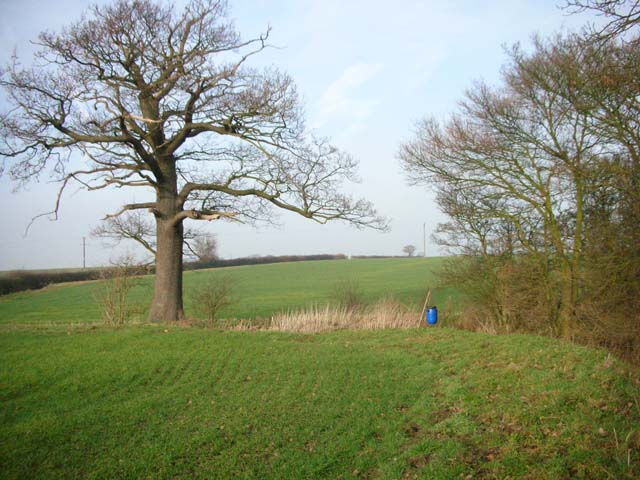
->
[82,237,86,269]
[423,223,426,258]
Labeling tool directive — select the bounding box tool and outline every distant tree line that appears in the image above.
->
[351,255,417,259]
[183,254,347,270]
[400,0,640,363]
[0,269,104,296]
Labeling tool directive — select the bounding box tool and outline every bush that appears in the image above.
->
[438,255,562,335]
[94,258,144,326]
[441,253,640,365]
[189,275,238,326]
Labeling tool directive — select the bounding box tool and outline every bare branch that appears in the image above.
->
[563,0,640,40]
[92,211,157,256]
[104,202,158,220]
[172,209,239,225]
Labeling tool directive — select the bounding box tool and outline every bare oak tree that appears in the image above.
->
[189,232,218,262]
[402,245,416,257]
[0,0,385,322]
[400,35,605,337]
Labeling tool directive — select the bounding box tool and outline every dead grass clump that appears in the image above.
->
[451,305,499,335]
[242,298,419,333]
[269,305,354,333]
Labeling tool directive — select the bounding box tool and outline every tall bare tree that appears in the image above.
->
[0,0,385,322]
[400,35,604,337]
[189,232,218,262]
[547,25,640,354]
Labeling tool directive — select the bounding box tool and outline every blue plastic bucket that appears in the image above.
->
[426,306,438,325]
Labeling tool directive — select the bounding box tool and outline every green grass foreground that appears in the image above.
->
[0,258,457,325]
[1,326,639,479]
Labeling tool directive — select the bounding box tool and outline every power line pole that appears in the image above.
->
[423,223,426,258]
[82,237,86,269]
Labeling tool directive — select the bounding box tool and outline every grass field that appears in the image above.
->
[1,258,639,478]
[0,258,456,325]
[1,327,639,479]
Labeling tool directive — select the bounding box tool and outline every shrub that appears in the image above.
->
[189,275,238,326]
[94,257,144,326]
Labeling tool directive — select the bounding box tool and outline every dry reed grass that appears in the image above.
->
[225,298,421,333]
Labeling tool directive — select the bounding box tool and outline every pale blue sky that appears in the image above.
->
[0,0,598,269]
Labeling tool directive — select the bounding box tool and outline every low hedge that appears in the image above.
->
[0,269,103,296]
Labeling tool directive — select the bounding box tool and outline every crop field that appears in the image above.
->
[0,258,456,325]
[0,258,639,479]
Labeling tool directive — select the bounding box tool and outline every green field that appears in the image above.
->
[1,258,639,478]
[0,258,456,325]
[1,327,639,479]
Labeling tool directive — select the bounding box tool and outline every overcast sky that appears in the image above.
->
[0,0,599,270]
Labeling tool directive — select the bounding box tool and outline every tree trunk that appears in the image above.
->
[148,162,185,323]
[148,216,185,322]
[558,262,576,339]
